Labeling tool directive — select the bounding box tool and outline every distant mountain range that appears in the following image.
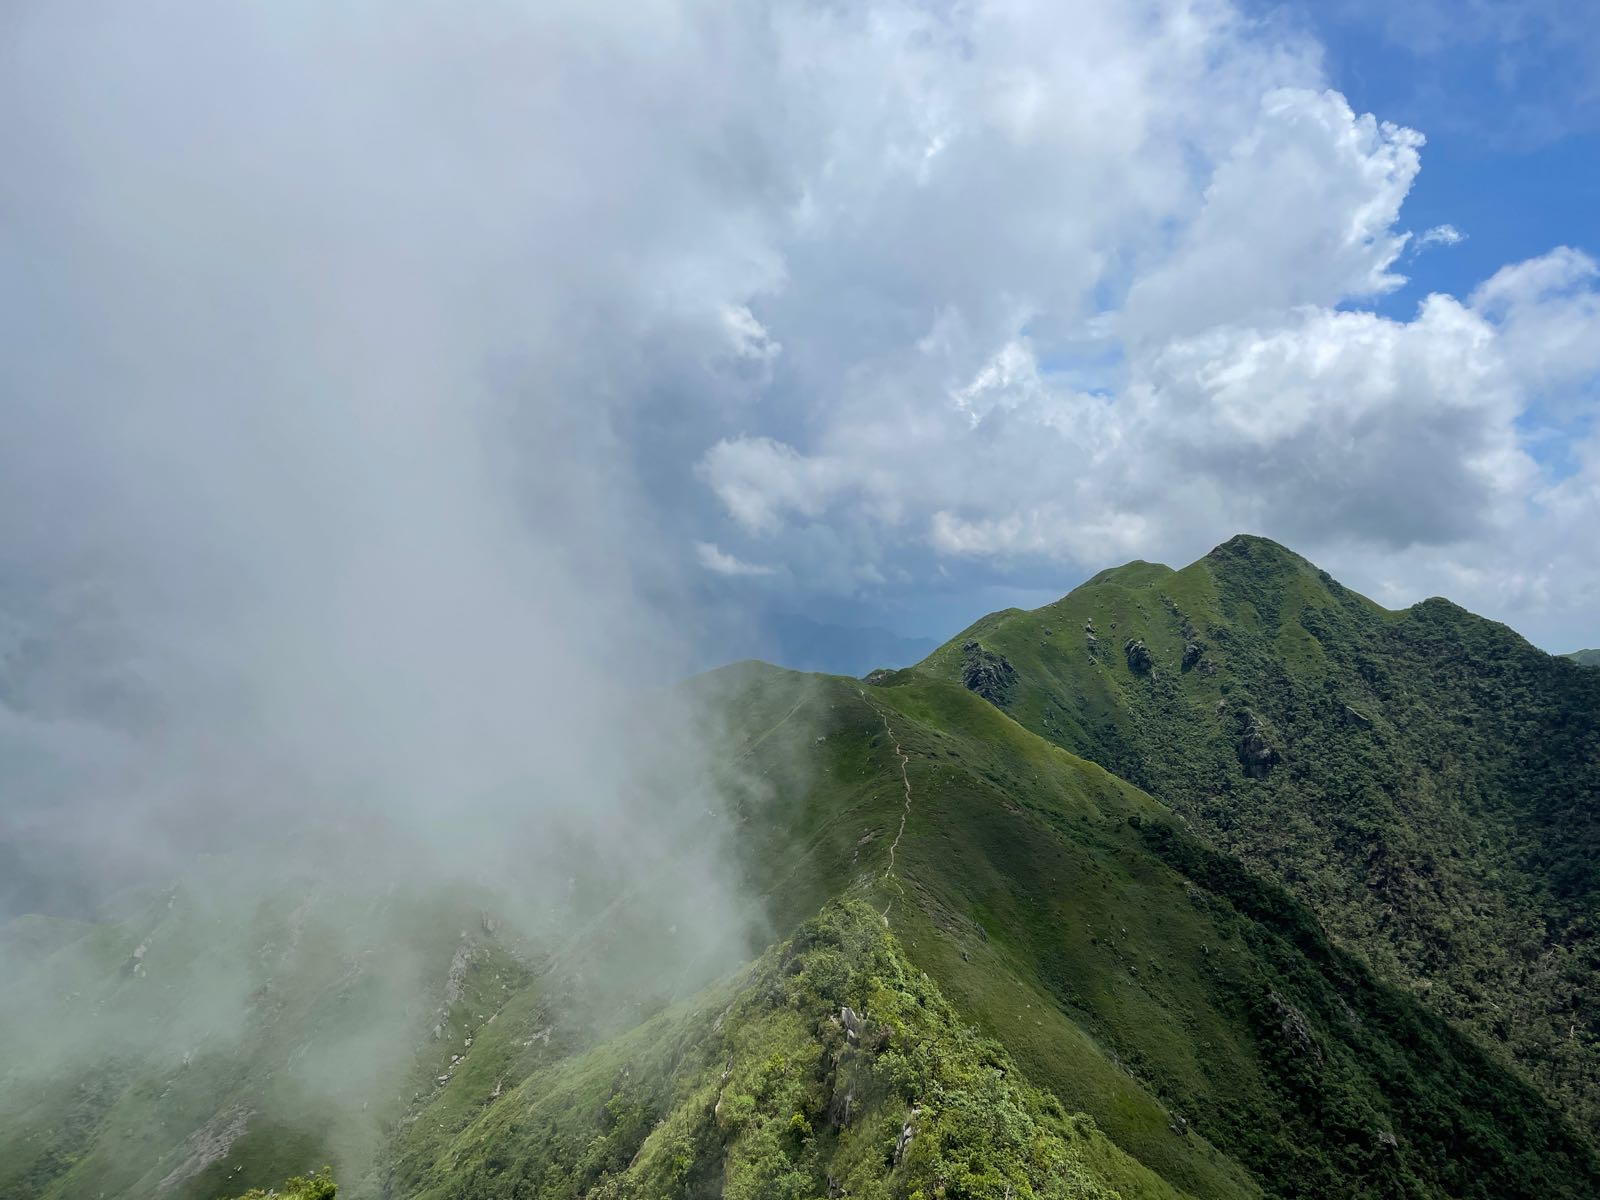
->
[1568,648,1600,667]
[5,535,1598,1200]
[752,612,940,676]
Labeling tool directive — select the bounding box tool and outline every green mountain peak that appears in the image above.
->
[919,537,1600,1141]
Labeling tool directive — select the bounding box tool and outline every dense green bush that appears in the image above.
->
[227,1167,335,1199]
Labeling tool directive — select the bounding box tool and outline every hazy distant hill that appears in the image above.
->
[1568,648,1600,667]
[757,612,940,676]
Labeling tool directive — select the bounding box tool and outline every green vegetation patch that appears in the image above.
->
[396,900,1156,1200]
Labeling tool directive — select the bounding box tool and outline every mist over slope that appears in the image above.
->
[8,602,1600,1199]
[2,3,1597,1198]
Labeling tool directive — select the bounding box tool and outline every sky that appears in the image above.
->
[2,1,1598,751]
[678,0,1600,655]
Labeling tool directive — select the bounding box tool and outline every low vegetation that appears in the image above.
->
[920,534,1600,1135]
[5,535,1598,1198]
[228,1167,337,1199]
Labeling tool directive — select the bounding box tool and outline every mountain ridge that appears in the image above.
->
[7,534,1599,1200]
[918,532,1600,1137]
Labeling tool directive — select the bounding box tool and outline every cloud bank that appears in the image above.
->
[2,0,1597,904]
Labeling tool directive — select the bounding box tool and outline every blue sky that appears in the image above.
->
[1305,0,1600,310]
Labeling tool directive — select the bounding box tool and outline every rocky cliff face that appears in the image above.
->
[959,639,1016,705]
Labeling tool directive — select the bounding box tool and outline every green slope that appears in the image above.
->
[388,664,1598,1199]
[1568,648,1600,668]
[7,564,1600,1200]
[390,900,1173,1200]
[918,533,1600,1137]
[0,870,529,1200]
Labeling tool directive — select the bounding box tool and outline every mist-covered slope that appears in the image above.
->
[0,870,528,1200]
[7,551,1600,1200]
[389,900,1172,1200]
[387,665,1596,1198]
[919,533,1600,1136]
[1568,648,1600,667]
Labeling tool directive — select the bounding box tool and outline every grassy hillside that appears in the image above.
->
[390,900,1171,1200]
[918,534,1600,1136]
[0,869,527,1200]
[1568,648,1600,667]
[7,576,1599,1199]
[387,665,1597,1199]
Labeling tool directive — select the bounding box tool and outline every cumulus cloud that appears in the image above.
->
[1470,248,1600,407]
[684,4,1599,648]
[1120,88,1423,341]
[3,0,1598,882]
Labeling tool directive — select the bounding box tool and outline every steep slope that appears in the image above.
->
[390,901,1168,1200]
[919,534,1600,1136]
[393,665,1597,1200]
[0,870,532,1200]
[7,639,1598,1199]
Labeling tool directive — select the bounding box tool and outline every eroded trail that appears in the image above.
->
[863,693,914,882]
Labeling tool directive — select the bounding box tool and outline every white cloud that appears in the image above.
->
[1417,223,1465,249]
[694,541,777,578]
[1121,89,1424,341]
[720,305,782,364]
[1471,245,1598,315]
[1124,297,1532,546]
[696,438,856,536]
[1470,248,1600,414]
[657,5,1598,648]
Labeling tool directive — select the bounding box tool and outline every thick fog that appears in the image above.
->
[0,18,816,1191]
[1,4,755,911]
[6,2,1598,929]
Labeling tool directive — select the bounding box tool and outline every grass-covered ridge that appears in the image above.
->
[7,539,1599,1199]
[392,900,1172,1200]
[715,667,1599,1199]
[917,533,1600,1137]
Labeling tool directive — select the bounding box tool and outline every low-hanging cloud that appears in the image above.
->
[1,8,822,1181]
[2,0,1597,933]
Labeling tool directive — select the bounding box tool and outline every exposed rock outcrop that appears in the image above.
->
[960,640,1016,705]
[156,1106,252,1193]
[1341,704,1372,729]
[1266,990,1323,1065]
[1124,638,1152,674]
[1236,710,1280,778]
